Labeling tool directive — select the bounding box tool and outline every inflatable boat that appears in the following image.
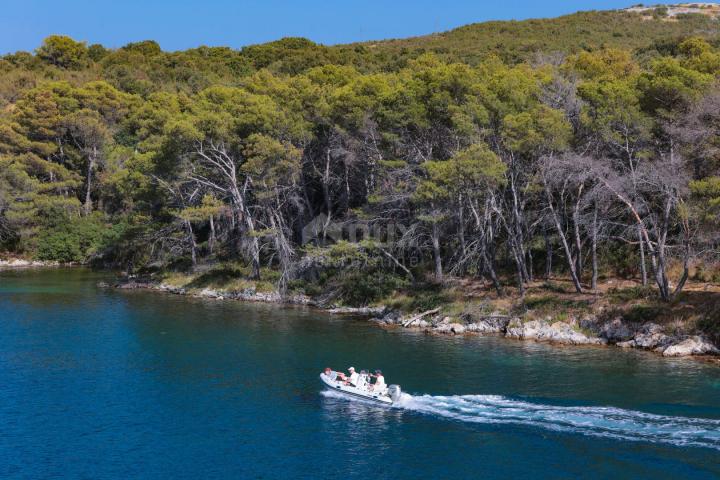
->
[320,369,402,405]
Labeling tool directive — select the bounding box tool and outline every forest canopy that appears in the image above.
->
[2,9,720,305]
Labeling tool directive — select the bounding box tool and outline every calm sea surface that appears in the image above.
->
[1,268,719,479]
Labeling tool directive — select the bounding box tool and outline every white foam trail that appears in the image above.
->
[395,394,720,450]
[322,390,720,450]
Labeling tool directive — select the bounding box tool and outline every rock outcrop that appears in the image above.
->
[661,336,720,357]
[465,316,511,333]
[616,323,672,350]
[434,322,465,334]
[0,258,60,268]
[505,318,604,345]
[327,306,385,315]
[598,318,634,343]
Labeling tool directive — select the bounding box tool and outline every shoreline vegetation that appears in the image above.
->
[105,263,720,362]
[4,256,716,361]
[1,6,720,363]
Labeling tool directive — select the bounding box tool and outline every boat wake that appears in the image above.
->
[397,394,720,450]
[323,390,720,450]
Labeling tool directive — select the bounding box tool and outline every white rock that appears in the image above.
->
[504,318,526,339]
[632,323,672,349]
[465,316,511,333]
[451,324,466,334]
[434,322,465,334]
[505,319,604,345]
[199,288,221,298]
[662,336,720,357]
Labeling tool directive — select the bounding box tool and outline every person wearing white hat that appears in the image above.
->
[335,366,361,386]
[346,366,359,386]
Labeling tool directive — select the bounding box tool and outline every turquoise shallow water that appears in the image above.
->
[1,269,719,479]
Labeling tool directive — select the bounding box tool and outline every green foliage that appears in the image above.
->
[403,283,451,312]
[638,56,712,113]
[0,9,719,318]
[339,271,408,306]
[690,176,720,226]
[36,213,122,263]
[36,35,89,69]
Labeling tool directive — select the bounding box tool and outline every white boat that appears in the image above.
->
[320,370,402,405]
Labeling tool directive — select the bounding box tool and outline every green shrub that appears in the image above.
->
[339,271,408,306]
[406,283,451,312]
[36,213,121,263]
[36,230,83,263]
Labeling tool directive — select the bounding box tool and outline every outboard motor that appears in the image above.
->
[388,384,402,403]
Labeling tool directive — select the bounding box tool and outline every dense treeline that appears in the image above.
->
[2,12,720,304]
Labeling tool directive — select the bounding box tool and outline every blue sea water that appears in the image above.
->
[1,268,719,479]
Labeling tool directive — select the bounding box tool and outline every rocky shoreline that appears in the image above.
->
[111,280,720,361]
[372,310,719,358]
[0,258,62,268]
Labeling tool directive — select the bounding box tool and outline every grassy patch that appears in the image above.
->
[607,285,657,303]
[381,283,452,313]
[521,295,590,312]
[622,304,667,324]
[159,262,280,293]
[406,284,452,312]
[541,281,573,294]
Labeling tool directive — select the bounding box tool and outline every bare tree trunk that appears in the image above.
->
[482,250,503,296]
[431,220,443,281]
[672,235,690,300]
[458,199,467,274]
[209,215,216,254]
[321,149,333,242]
[591,206,598,292]
[638,225,648,286]
[269,210,293,291]
[509,171,530,283]
[598,177,672,299]
[185,219,197,267]
[244,210,261,280]
[84,146,96,215]
[544,183,583,293]
[514,261,525,296]
[572,186,584,277]
[544,226,553,279]
[458,201,466,257]
[527,248,534,282]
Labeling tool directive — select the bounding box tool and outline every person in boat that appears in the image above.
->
[370,370,386,392]
[358,370,370,389]
[338,366,359,386]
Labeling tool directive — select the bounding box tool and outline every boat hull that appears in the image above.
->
[320,372,393,405]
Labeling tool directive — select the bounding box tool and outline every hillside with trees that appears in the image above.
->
[1,7,720,343]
